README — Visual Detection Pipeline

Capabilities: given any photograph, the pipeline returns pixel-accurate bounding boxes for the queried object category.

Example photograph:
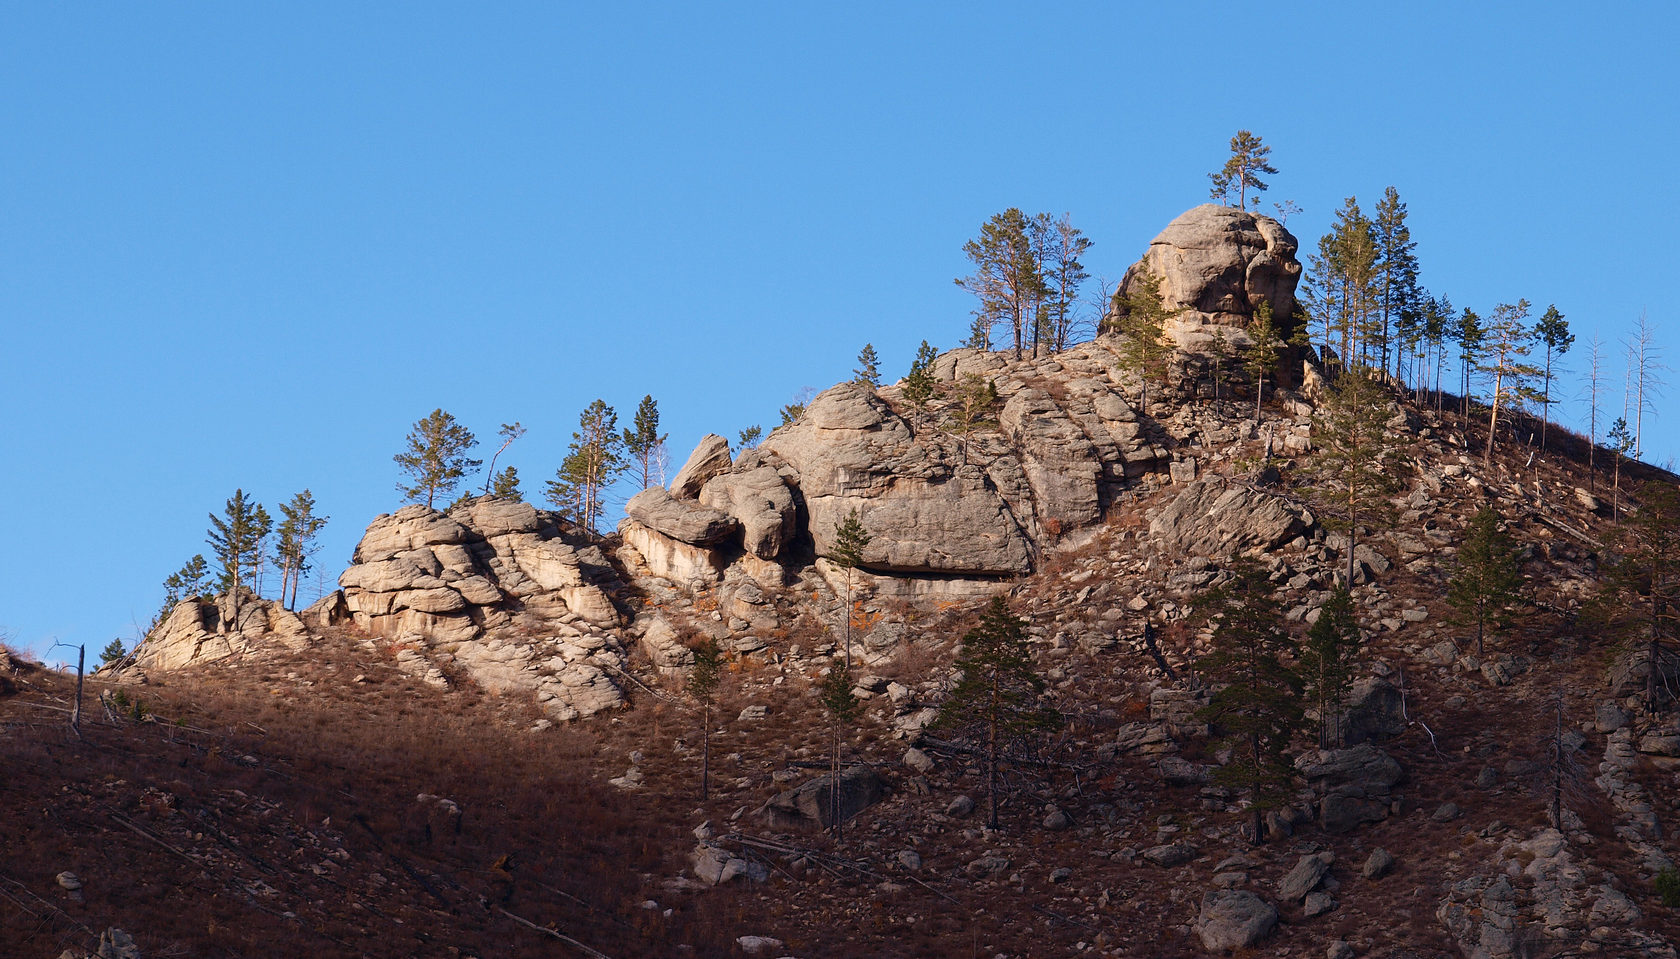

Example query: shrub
[1656,867,1680,907]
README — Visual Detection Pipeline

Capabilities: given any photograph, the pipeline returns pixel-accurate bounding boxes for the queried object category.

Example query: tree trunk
[701,702,711,800]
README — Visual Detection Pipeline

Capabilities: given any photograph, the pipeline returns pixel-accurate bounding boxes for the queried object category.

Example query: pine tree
[852,344,881,389]
[932,597,1062,830]
[1304,372,1404,587]
[830,508,872,669]
[1598,482,1680,709]
[1534,305,1573,451]
[1608,417,1634,522]
[544,400,624,534]
[902,340,939,407]
[481,422,526,495]
[736,425,763,452]
[1454,308,1485,419]
[1192,560,1303,845]
[394,409,481,509]
[490,466,522,499]
[1479,299,1540,462]
[957,209,1047,360]
[1299,588,1360,748]
[622,395,667,491]
[1305,197,1378,369]
[950,374,1000,433]
[1111,263,1178,408]
[1207,130,1277,210]
[1243,300,1284,420]
[207,490,272,629]
[274,489,328,611]
[687,637,725,801]
[817,657,863,840]
[1042,213,1092,353]
[151,554,210,633]
[1446,507,1526,658]
[1373,187,1422,380]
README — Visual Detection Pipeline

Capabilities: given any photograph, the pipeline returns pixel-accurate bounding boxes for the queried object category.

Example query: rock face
[1147,477,1314,557]
[335,498,630,721]
[131,591,313,673]
[1298,744,1405,834]
[1114,204,1301,341]
[622,338,1181,594]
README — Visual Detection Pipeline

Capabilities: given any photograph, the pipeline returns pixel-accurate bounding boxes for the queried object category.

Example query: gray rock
[1049,866,1073,883]
[1362,847,1395,879]
[945,794,975,818]
[1431,802,1462,822]
[1475,766,1499,789]
[1195,889,1279,951]
[698,466,796,558]
[895,849,922,871]
[1595,701,1630,733]
[1342,677,1406,745]
[1302,891,1337,918]
[1297,744,1405,792]
[1114,204,1301,329]
[670,434,732,499]
[735,936,784,958]
[1277,852,1334,901]
[902,747,935,773]
[1321,791,1390,834]
[762,766,886,831]
[1327,939,1356,959]
[1142,842,1200,867]
[623,487,739,546]
[1148,478,1315,557]
[1042,806,1073,831]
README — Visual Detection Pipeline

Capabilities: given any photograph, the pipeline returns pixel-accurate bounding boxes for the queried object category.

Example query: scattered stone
[902,747,935,774]
[896,849,922,871]
[762,766,886,831]
[1049,866,1073,883]
[1327,940,1356,959]
[1277,852,1334,901]
[1362,848,1395,880]
[1302,891,1337,918]
[1042,806,1072,831]
[1475,766,1498,789]
[1195,889,1278,951]
[56,872,82,891]
[1431,802,1462,823]
[1142,842,1200,868]
[736,935,785,957]
[946,795,975,818]
[738,704,768,722]
[1595,701,1630,734]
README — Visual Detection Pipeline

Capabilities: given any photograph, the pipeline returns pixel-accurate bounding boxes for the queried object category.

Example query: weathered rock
[762,766,886,831]
[698,466,797,559]
[1277,852,1334,901]
[946,794,975,818]
[1148,478,1314,556]
[131,592,312,673]
[624,487,739,546]
[1195,889,1278,951]
[619,519,728,586]
[1000,387,1102,531]
[1300,744,1404,833]
[1143,842,1200,868]
[1363,847,1395,879]
[670,434,732,499]
[1342,677,1406,745]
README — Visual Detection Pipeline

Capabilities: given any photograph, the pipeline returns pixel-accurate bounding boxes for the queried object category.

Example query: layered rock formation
[619,337,1192,595]
[129,591,314,674]
[331,498,630,720]
[1110,203,1302,354]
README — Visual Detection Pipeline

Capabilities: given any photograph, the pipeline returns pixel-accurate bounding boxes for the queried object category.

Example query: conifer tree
[1480,299,1540,462]
[1111,263,1178,407]
[1534,305,1573,451]
[1042,214,1092,353]
[1373,187,1421,379]
[1454,308,1485,418]
[100,638,127,666]
[1243,301,1284,420]
[1299,588,1360,748]
[622,396,667,491]
[1608,417,1634,522]
[1192,560,1303,845]
[817,657,862,840]
[481,422,526,495]
[1305,372,1404,587]
[1207,130,1277,209]
[207,489,272,629]
[489,465,520,499]
[902,340,939,407]
[950,374,1000,432]
[395,409,481,509]
[1446,506,1525,657]
[736,425,763,452]
[274,489,328,611]
[851,343,882,389]
[830,508,871,669]
[957,209,1047,359]
[1305,198,1379,368]
[545,400,624,534]
[933,597,1061,830]
[1596,482,1680,709]
[687,637,725,801]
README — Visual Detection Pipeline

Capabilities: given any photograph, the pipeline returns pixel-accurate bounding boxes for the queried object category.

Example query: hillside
[8,205,1680,959]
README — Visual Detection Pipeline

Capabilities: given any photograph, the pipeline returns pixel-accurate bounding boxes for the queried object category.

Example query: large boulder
[670,434,732,499]
[699,465,798,559]
[1115,204,1301,330]
[624,487,739,546]
[762,766,886,831]
[1299,744,1405,834]
[1148,478,1314,556]
[131,592,312,673]
[1196,890,1278,951]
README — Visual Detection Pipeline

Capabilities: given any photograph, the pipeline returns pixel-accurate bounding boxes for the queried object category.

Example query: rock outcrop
[130,591,312,673]
[335,498,630,720]
[1113,204,1301,346]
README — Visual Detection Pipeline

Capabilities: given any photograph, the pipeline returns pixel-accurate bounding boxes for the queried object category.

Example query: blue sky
[3,3,1676,662]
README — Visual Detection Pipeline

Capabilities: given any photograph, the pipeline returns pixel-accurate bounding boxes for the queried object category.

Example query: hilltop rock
[670,434,732,499]
[131,591,312,673]
[1116,204,1301,332]
[624,487,739,546]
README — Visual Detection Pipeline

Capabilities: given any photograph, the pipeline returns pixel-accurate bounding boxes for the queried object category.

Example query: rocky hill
[12,204,1680,958]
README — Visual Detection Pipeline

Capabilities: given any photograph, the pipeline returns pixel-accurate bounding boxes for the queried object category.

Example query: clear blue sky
[4,3,1676,662]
